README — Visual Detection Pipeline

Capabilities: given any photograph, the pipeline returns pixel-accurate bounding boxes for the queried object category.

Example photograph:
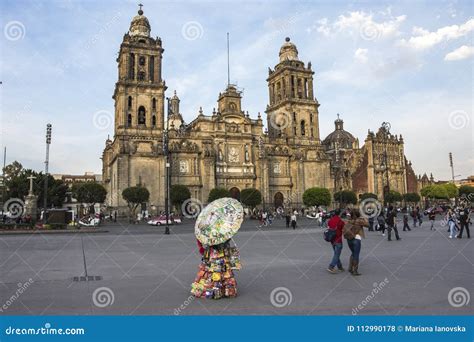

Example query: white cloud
[444,45,474,61]
[331,11,406,40]
[399,18,474,50]
[354,48,368,63]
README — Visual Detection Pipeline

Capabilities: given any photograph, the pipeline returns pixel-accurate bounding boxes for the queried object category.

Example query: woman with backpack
[343,209,368,276]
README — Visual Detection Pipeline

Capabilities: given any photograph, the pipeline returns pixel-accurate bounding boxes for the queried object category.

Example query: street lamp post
[163,98,171,235]
[381,122,391,205]
[43,124,52,214]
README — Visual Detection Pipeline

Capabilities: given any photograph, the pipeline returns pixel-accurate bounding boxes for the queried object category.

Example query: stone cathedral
[102,8,424,214]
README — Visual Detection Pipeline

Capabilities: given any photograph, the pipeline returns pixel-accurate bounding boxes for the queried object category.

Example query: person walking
[327,209,345,274]
[290,212,297,230]
[411,207,418,227]
[343,209,367,276]
[386,206,401,241]
[377,213,386,236]
[458,206,471,239]
[368,217,375,232]
[417,206,423,226]
[285,211,291,228]
[429,210,436,230]
[447,209,457,239]
[402,210,411,231]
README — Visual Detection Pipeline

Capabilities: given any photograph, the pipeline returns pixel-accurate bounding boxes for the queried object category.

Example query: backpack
[323,228,337,242]
[343,222,355,240]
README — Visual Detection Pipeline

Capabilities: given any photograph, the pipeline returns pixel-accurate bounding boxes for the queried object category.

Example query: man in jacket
[387,206,401,241]
[458,207,471,239]
[327,209,345,274]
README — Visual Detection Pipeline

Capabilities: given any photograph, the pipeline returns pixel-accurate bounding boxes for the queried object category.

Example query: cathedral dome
[129,6,151,38]
[279,37,299,62]
[323,115,356,149]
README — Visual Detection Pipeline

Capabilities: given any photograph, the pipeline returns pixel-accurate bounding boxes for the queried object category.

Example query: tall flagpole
[227,32,230,86]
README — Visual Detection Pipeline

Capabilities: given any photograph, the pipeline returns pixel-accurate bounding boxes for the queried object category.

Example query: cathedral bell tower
[113,5,166,134]
[266,37,320,141]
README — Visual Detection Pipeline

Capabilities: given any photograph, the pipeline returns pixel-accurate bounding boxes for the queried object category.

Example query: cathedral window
[311,127,314,137]
[152,98,156,110]
[138,106,146,125]
[127,113,132,127]
[149,56,154,82]
[129,53,135,80]
[310,113,313,123]
[300,120,306,136]
[152,115,156,127]
[293,112,296,121]
[139,56,146,66]
[138,71,146,81]
[128,96,132,109]
[293,126,297,135]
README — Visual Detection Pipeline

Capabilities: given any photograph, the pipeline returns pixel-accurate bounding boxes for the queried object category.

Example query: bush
[208,188,230,203]
[170,184,191,210]
[334,190,357,206]
[403,192,420,203]
[240,188,262,208]
[360,192,378,201]
[384,190,402,204]
[303,187,331,207]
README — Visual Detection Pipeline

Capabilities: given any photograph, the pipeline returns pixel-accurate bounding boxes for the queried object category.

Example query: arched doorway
[274,192,284,209]
[229,187,240,201]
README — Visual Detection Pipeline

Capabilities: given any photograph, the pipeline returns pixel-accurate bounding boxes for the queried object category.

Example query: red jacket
[197,240,205,255]
[327,215,345,244]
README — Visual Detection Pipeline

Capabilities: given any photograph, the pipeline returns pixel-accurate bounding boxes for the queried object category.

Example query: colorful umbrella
[195,197,244,246]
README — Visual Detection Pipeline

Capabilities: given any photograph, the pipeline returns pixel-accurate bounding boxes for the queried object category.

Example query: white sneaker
[449,236,452,239]
[382,233,385,236]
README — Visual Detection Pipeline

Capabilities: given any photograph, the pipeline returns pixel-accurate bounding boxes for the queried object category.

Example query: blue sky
[1,0,473,180]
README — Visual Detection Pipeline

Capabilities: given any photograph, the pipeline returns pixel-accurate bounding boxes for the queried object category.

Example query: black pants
[368,221,374,231]
[388,224,400,240]
[459,222,470,238]
[403,222,411,231]
[291,220,296,229]
[285,218,290,228]
[379,224,385,234]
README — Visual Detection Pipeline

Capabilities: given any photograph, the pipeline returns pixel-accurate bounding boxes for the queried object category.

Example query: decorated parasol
[195,197,244,246]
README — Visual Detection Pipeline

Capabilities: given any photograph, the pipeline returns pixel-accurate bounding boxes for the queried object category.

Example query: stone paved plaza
[0,218,472,315]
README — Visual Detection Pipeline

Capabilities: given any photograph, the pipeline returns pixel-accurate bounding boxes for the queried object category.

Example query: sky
[1,0,473,181]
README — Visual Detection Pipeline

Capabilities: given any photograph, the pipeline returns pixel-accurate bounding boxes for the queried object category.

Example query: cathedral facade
[101,9,423,214]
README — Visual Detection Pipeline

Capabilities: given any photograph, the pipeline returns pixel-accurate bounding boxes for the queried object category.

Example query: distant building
[52,172,102,186]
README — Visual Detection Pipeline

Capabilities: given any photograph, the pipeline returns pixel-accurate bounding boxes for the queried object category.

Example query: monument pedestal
[24,194,38,220]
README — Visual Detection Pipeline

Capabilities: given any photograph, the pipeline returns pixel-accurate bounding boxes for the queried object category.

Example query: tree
[441,183,458,199]
[5,169,67,208]
[170,184,191,211]
[359,192,378,201]
[2,161,23,183]
[207,187,230,203]
[333,190,357,206]
[421,184,448,200]
[72,182,107,214]
[459,185,474,202]
[384,190,402,204]
[403,192,420,203]
[303,187,331,207]
[240,188,262,208]
[122,186,150,221]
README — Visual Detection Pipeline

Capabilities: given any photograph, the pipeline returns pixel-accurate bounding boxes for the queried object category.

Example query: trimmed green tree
[441,183,458,199]
[384,190,402,204]
[459,185,474,202]
[122,186,150,222]
[303,187,331,207]
[334,190,357,206]
[240,188,262,208]
[359,192,378,201]
[170,184,191,212]
[72,182,107,214]
[207,187,230,203]
[403,192,420,204]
